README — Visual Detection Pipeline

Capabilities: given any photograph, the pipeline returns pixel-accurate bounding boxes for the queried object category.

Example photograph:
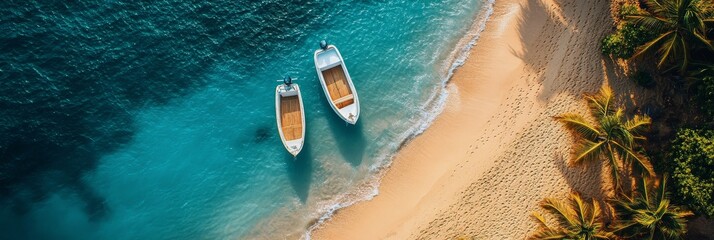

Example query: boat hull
[275,84,305,156]
[314,45,360,124]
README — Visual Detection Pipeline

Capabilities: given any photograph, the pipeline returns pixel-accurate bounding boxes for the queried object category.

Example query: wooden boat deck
[280,95,303,141]
[322,65,354,109]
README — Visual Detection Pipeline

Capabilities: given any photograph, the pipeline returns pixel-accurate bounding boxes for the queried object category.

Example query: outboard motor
[283,76,293,87]
[319,40,328,50]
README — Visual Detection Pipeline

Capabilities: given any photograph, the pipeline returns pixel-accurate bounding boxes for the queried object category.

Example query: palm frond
[541,198,578,227]
[592,230,615,240]
[637,176,651,205]
[532,212,551,229]
[656,199,671,217]
[530,210,570,240]
[606,144,622,189]
[657,33,679,68]
[624,114,652,133]
[656,174,668,205]
[660,211,694,233]
[659,213,689,239]
[610,220,640,236]
[611,141,655,177]
[633,211,657,228]
[584,86,615,119]
[606,110,639,147]
[679,34,690,73]
[692,29,714,50]
[570,193,587,226]
[589,198,600,227]
[624,14,670,32]
[554,114,601,140]
[529,230,569,240]
[632,31,675,60]
[571,140,605,166]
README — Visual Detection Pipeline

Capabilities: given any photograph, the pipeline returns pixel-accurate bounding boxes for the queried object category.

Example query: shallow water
[0,1,486,239]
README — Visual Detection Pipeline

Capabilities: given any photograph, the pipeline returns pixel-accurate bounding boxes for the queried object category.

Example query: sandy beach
[311,0,620,239]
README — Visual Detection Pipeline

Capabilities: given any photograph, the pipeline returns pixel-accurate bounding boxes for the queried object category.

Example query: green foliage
[697,75,714,120]
[601,24,654,59]
[630,71,656,89]
[670,129,714,216]
[690,63,714,120]
[610,176,693,239]
[619,3,639,17]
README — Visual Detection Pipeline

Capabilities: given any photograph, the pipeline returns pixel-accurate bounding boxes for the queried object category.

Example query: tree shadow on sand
[510,0,609,102]
[552,151,609,200]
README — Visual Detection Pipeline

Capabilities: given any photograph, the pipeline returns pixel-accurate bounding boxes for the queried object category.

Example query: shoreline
[310,0,616,239]
[302,1,497,239]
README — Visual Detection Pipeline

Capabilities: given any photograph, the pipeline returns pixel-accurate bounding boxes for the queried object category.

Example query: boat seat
[333,94,354,105]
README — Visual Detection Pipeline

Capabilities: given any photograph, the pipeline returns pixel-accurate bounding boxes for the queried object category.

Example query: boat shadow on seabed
[284,141,313,203]
[326,112,366,167]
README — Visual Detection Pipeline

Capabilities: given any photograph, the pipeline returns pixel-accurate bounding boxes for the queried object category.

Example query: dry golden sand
[311,0,631,239]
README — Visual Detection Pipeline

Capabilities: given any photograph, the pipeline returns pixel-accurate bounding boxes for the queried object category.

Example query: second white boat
[275,77,305,156]
[313,41,360,124]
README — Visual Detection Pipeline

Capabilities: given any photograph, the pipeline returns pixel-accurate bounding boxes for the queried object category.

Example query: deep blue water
[0,0,487,239]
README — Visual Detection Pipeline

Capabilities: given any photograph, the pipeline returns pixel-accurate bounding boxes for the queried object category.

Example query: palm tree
[555,86,654,189]
[610,175,693,239]
[530,192,615,240]
[625,0,714,72]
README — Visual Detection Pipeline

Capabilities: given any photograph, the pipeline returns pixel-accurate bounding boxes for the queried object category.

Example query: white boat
[275,77,305,156]
[313,41,360,124]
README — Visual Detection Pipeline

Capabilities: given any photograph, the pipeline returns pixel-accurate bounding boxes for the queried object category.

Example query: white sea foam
[303,1,496,239]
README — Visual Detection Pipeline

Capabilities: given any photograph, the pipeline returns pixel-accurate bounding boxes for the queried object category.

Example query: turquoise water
[0,1,488,239]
